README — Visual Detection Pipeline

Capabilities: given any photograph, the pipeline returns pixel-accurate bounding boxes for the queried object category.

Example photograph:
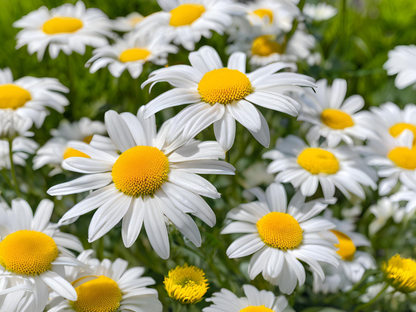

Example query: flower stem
[8,138,21,197]
[354,283,389,312]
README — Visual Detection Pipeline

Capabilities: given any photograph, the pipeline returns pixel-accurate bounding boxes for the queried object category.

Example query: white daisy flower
[47,108,235,259]
[298,78,375,147]
[264,135,377,200]
[86,31,178,79]
[13,1,113,61]
[0,198,84,312]
[47,250,162,312]
[313,210,375,294]
[33,117,106,176]
[203,284,292,312]
[221,183,339,294]
[142,45,315,151]
[0,136,38,170]
[0,68,69,128]
[368,197,407,236]
[303,3,338,22]
[0,110,33,139]
[112,12,145,32]
[384,45,416,90]
[390,185,416,214]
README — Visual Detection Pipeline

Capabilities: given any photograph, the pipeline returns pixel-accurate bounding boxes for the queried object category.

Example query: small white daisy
[221,183,339,294]
[0,68,69,128]
[142,45,316,151]
[33,117,106,176]
[0,199,84,312]
[390,185,416,215]
[384,45,416,90]
[112,12,145,32]
[203,284,293,312]
[368,197,407,236]
[86,31,178,78]
[264,135,377,200]
[0,136,38,170]
[303,3,338,22]
[47,108,235,259]
[13,1,113,61]
[298,78,375,147]
[0,110,33,139]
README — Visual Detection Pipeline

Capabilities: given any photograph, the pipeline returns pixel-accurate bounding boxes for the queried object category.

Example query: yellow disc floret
[251,35,282,57]
[0,84,32,109]
[0,230,58,275]
[169,4,205,27]
[321,109,354,129]
[389,123,416,145]
[119,48,151,63]
[382,254,416,294]
[253,8,274,23]
[198,68,252,105]
[72,276,122,312]
[331,230,356,261]
[42,17,83,34]
[63,147,91,160]
[387,147,416,170]
[112,146,169,196]
[297,148,340,175]
[240,306,274,312]
[164,263,208,304]
[256,212,303,250]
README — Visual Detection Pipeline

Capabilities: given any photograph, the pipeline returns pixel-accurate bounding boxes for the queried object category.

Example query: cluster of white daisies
[1,0,416,311]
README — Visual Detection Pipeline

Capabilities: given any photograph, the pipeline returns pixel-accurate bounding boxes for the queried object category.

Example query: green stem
[0,169,14,190]
[66,54,77,118]
[175,301,183,312]
[8,138,21,197]
[354,283,388,312]
[225,151,230,163]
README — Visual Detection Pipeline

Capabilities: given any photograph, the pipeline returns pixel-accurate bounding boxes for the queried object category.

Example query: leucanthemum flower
[142,45,315,151]
[13,1,113,61]
[164,263,208,305]
[47,108,235,259]
[33,117,106,176]
[313,210,375,294]
[0,136,38,170]
[303,3,338,22]
[384,45,416,90]
[368,197,407,236]
[0,68,69,128]
[221,183,339,294]
[47,250,162,312]
[382,254,416,294]
[112,12,144,32]
[0,111,33,139]
[86,31,178,78]
[0,199,84,312]
[298,78,374,147]
[203,284,292,312]
[390,185,416,215]
[137,0,245,51]
[264,135,377,199]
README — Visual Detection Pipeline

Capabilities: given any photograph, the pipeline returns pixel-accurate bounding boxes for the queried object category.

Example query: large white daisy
[203,284,293,312]
[142,45,315,151]
[13,1,113,61]
[221,183,339,294]
[0,199,84,312]
[264,135,377,200]
[0,68,69,128]
[86,31,178,79]
[47,107,235,259]
[298,78,374,147]
[384,45,416,90]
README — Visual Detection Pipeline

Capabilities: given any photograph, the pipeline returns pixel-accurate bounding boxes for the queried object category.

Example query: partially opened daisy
[47,108,235,259]
[13,1,113,61]
[142,45,315,151]
[0,198,84,312]
[221,183,339,294]
[47,250,162,312]
[86,31,178,78]
[0,111,33,139]
[0,68,69,128]
[112,12,144,32]
[303,3,338,22]
[203,284,293,312]
[313,210,375,294]
[264,135,377,200]
[384,45,416,90]
[33,117,106,176]
[298,78,374,147]
[137,0,245,51]
[368,197,407,236]
[0,136,38,170]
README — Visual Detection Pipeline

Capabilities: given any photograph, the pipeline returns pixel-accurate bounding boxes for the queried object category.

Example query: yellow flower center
[169,4,205,27]
[83,135,94,144]
[297,148,340,175]
[119,48,151,63]
[331,230,356,261]
[256,212,303,250]
[321,109,354,129]
[240,306,274,312]
[198,68,252,105]
[42,17,83,34]
[164,264,208,305]
[63,147,91,160]
[72,276,122,312]
[0,84,32,109]
[382,254,416,294]
[251,35,282,57]
[129,16,143,26]
[253,8,274,23]
[0,230,58,275]
[389,123,416,145]
[387,147,416,170]
[112,146,169,196]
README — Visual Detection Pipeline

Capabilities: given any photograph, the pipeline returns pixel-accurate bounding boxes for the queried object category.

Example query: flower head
[382,254,416,293]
